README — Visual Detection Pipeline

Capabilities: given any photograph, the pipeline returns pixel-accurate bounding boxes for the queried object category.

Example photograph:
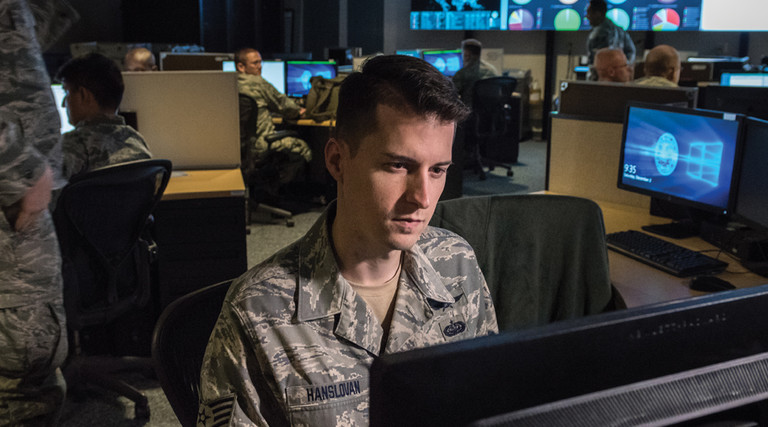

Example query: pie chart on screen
[554,9,582,30]
[657,0,677,3]
[508,9,535,30]
[652,8,680,30]
[607,8,630,30]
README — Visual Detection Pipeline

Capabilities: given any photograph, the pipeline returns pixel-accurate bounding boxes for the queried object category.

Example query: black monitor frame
[616,102,745,237]
[370,285,768,427]
[734,116,768,232]
[698,85,768,122]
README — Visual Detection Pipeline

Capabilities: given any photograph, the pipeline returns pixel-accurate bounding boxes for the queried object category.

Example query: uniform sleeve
[60,131,87,181]
[198,301,282,427]
[263,84,301,120]
[477,273,499,335]
[0,116,48,207]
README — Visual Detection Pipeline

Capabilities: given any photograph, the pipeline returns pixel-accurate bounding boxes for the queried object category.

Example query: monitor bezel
[284,60,337,98]
[370,284,768,426]
[617,101,745,216]
[733,116,768,231]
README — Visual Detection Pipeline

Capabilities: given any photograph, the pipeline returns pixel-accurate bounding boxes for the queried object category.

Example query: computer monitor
[720,73,768,87]
[421,49,463,77]
[735,117,768,231]
[159,52,235,71]
[557,80,699,123]
[618,102,744,237]
[733,117,768,275]
[261,60,286,94]
[395,49,421,58]
[698,86,768,122]
[285,61,336,98]
[221,60,236,72]
[370,284,768,426]
[50,84,75,134]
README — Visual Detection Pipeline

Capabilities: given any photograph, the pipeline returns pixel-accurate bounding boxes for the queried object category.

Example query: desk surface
[162,168,245,201]
[273,117,335,127]
[597,199,767,308]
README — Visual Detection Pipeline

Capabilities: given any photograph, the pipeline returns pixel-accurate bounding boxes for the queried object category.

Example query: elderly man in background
[594,47,633,83]
[123,47,157,72]
[634,44,681,87]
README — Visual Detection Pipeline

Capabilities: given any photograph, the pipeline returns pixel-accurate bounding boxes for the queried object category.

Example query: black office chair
[151,279,234,426]
[239,93,296,227]
[467,76,520,180]
[430,194,625,332]
[53,158,172,419]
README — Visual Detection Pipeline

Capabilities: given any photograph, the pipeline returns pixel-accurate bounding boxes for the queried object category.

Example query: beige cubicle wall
[548,114,650,209]
[120,71,241,171]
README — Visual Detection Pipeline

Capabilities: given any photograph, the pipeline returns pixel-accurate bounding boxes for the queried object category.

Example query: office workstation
[26,0,768,424]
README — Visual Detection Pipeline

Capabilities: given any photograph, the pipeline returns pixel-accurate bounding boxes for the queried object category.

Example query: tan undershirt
[348,259,402,342]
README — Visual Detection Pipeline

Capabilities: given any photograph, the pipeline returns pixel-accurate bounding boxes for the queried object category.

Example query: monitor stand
[642,219,700,239]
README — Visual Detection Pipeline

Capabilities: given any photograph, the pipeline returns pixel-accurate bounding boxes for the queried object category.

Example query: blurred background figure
[594,48,633,83]
[635,45,681,87]
[123,47,157,72]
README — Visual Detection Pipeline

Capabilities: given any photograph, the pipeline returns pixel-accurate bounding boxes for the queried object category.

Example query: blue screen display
[422,50,463,77]
[620,105,741,212]
[410,0,702,31]
[285,61,336,97]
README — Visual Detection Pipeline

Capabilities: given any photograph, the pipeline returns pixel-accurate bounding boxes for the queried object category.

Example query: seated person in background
[123,47,158,72]
[235,47,312,193]
[198,54,498,426]
[452,38,500,103]
[634,44,681,87]
[594,47,633,83]
[55,53,152,180]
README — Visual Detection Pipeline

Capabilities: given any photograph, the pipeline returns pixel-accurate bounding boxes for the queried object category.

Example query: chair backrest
[429,194,622,332]
[53,159,172,329]
[152,279,233,427]
[471,76,518,139]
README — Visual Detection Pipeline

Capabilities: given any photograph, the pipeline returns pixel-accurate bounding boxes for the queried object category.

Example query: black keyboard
[606,230,728,277]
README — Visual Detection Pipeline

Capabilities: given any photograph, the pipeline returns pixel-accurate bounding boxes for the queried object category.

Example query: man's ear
[325,137,344,184]
[236,63,245,73]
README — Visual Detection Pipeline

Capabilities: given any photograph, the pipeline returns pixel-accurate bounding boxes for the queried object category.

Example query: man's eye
[430,167,448,175]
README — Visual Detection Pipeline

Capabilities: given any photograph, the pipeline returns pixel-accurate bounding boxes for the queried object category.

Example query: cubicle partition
[121,71,247,308]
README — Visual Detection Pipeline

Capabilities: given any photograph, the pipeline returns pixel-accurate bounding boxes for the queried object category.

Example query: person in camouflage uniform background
[55,52,152,181]
[235,48,311,187]
[0,0,78,425]
[199,54,498,426]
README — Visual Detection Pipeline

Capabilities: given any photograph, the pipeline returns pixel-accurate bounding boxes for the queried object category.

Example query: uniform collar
[75,114,125,128]
[296,202,458,355]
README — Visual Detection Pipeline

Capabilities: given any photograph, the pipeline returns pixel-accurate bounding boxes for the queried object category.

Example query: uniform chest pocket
[285,378,369,427]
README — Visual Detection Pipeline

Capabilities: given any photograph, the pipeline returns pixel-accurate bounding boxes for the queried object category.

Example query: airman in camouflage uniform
[200,55,498,426]
[55,53,151,180]
[235,48,311,183]
[452,39,499,104]
[0,0,78,425]
[60,115,151,180]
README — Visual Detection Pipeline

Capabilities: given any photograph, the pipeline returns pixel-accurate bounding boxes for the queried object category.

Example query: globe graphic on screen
[654,132,679,176]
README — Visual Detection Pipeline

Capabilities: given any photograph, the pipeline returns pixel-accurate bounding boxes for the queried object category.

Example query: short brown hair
[334,55,469,156]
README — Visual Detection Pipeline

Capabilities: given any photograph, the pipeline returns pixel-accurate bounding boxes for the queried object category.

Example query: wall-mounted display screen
[411,0,705,31]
